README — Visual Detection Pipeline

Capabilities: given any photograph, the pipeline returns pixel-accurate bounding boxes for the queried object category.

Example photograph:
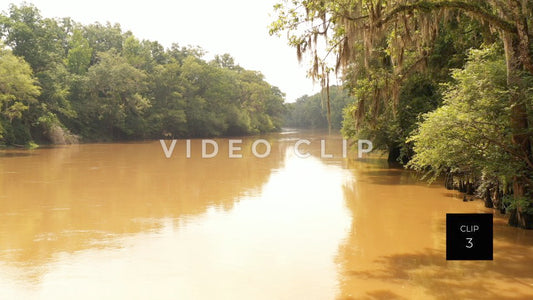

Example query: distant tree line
[283,86,351,130]
[0,3,285,146]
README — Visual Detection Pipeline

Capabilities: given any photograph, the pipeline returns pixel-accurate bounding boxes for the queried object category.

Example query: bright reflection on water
[0,131,532,299]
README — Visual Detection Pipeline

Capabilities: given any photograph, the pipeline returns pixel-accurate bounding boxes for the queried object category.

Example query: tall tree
[0,3,75,142]
[0,45,40,144]
[83,50,150,139]
[66,29,92,75]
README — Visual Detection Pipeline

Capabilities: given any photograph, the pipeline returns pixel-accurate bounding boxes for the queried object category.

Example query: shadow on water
[355,167,432,187]
[337,154,533,299]
[442,192,463,199]
[493,219,533,246]
[339,290,407,300]
[343,246,533,300]
[0,151,36,158]
[352,161,447,189]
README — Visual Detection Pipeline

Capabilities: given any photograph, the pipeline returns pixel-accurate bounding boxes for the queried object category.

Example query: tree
[0,3,76,143]
[66,29,92,75]
[0,45,40,144]
[408,47,512,184]
[83,50,150,139]
[82,22,124,60]
[122,35,155,71]
[0,3,286,144]
[285,86,351,129]
[146,59,188,138]
[408,46,533,222]
[271,0,533,228]
[0,3,62,72]
[214,53,237,69]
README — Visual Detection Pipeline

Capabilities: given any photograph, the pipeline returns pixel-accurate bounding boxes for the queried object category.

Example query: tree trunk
[387,145,401,163]
[503,30,533,229]
[445,172,454,190]
[484,187,494,208]
[493,187,505,214]
[465,181,474,195]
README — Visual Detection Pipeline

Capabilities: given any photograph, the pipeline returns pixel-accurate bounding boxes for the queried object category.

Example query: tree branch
[376,1,517,34]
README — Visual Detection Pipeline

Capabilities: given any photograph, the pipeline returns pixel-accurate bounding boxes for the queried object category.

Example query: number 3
[466,237,473,248]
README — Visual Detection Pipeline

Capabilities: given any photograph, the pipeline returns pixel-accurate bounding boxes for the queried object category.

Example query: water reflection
[0,138,286,279]
[0,132,532,299]
[337,158,533,299]
[0,133,354,299]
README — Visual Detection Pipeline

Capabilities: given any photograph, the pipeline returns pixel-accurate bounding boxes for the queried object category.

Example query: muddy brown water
[0,131,532,299]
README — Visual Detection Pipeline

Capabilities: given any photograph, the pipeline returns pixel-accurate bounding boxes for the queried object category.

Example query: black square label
[446,213,493,260]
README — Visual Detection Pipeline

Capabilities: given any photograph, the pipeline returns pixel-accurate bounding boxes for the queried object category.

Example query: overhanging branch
[377,1,517,34]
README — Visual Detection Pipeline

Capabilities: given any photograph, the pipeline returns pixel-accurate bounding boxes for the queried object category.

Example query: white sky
[2,0,323,102]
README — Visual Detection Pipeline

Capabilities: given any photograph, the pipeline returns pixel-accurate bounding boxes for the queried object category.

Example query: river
[0,130,532,299]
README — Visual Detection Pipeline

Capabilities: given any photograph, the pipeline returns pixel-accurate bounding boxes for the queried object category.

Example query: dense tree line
[272,1,533,228]
[0,4,285,146]
[284,86,351,129]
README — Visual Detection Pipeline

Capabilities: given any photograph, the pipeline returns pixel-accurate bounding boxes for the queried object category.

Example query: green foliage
[78,50,149,139]
[342,73,441,161]
[0,3,77,144]
[0,45,40,141]
[66,30,92,75]
[408,45,521,184]
[0,4,64,71]
[145,60,187,137]
[338,16,485,162]
[272,0,533,227]
[83,22,124,57]
[0,3,285,144]
[503,196,533,214]
[285,86,351,129]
